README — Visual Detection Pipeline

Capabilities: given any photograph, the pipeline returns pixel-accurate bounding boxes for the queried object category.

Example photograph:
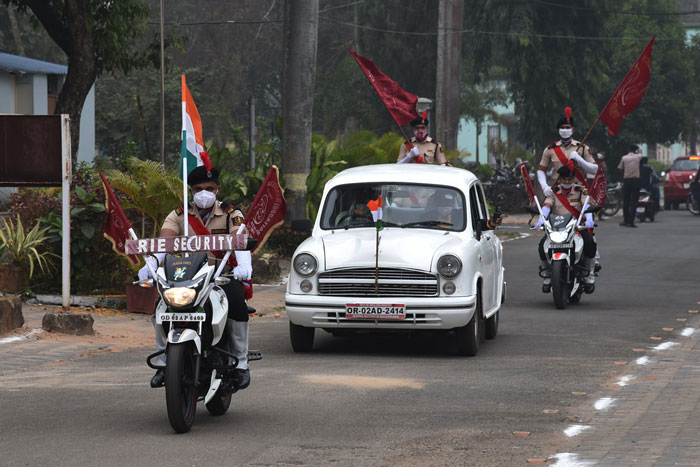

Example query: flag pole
[374,228,379,294]
[579,115,601,147]
[181,75,189,254]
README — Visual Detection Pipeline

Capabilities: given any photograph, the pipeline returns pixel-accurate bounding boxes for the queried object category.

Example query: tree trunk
[435,0,464,151]
[282,0,319,221]
[7,6,25,56]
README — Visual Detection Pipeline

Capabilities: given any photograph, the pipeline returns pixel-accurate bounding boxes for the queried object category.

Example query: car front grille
[318,268,438,297]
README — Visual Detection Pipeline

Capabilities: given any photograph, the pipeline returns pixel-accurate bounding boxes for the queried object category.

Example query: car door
[476,183,500,310]
[469,184,495,311]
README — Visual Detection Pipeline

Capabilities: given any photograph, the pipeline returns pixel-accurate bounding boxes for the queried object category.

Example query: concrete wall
[31,73,47,114]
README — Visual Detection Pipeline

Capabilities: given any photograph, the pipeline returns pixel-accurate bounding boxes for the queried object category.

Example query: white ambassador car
[285,164,505,356]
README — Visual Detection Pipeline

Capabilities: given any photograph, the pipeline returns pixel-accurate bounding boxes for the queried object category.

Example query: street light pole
[159,0,165,167]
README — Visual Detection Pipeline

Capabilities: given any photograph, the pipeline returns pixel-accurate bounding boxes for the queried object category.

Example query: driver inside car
[534,164,597,293]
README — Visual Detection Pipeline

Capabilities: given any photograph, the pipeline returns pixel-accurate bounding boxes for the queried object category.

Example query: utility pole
[249,95,256,169]
[159,0,165,167]
[282,0,319,221]
[435,0,464,151]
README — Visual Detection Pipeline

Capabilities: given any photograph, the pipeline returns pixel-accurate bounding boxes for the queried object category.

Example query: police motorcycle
[526,203,600,310]
[134,234,260,433]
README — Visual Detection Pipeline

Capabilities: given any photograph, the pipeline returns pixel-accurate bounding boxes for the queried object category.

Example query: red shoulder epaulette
[220,201,236,214]
[175,206,184,216]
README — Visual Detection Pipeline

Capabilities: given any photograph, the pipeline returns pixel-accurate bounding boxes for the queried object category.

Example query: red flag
[349,49,419,127]
[519,163,537,205]
[589,165,607,207]
[598,36,655,136]
[243,166,287,254]
[99,172,138,265]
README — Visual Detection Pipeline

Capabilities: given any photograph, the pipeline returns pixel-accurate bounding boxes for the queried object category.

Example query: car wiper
[402,220,453,227]
[344,221,376,230]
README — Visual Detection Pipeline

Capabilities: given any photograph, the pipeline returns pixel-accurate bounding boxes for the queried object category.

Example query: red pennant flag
[598,36,655,136]
[588,165,607,207]
[243,166,287,254]
[99,172,138,265]
[519,163,537,205]
[349,49,419,127]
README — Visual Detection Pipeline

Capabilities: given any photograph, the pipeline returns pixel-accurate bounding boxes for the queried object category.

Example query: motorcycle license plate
[345,304,406,319]
[160,312,206,322]
[636,207,645,213]
[551,243,573,249]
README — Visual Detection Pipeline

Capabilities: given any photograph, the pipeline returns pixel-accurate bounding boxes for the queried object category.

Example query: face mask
[415,130,428,141]
[438,207,452,217]
[560,182,573,190]
[193,190,217,209]
[559,128,573,139]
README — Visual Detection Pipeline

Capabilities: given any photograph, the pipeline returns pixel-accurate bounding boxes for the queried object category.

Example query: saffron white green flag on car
[366,195,383,231]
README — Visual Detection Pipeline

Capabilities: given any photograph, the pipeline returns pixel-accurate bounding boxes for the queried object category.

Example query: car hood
[322,228,462,271]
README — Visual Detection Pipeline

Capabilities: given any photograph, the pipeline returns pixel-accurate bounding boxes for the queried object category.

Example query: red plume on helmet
[199,151,212,173]
[565,106,572,120]
[421,110,427,121]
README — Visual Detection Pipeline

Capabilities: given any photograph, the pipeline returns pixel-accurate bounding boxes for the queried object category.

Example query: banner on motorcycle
[519,163,537,205]
[589,165,607,207]
[125,234,247,255]
[243,166,286,254]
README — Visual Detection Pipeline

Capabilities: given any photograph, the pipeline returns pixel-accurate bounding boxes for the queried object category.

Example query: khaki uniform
[544,184,590,216]
[397,136,447,165]
[617,152,642,179]
[162,200,245,265]
[539,139,596,180]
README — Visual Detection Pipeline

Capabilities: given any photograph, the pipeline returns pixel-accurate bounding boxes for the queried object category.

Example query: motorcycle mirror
[523,205,539,215]
[135,278,154,288]
[585,205,601,213]
[215,276,231,286]
[246,238,258,251]
[660,171,666,177]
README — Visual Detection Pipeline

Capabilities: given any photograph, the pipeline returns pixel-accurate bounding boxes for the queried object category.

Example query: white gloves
[570,151,598,174]
[534,206,551,229]
[233,250,253,280]
[584,213,595,229]
[138,253,165,280]
[397,146,420,164]
[537,170,554,198]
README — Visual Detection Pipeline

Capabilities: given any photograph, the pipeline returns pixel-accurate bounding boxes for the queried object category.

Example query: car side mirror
[291,219,312,233]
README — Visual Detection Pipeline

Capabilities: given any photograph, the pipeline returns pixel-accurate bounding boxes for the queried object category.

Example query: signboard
[0,115,63,186]
[125,234,247,255]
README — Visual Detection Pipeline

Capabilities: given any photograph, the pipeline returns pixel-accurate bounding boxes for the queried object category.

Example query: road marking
[563,425,591,437]
[653,341,678,351]
[594,397,616,411]
[681,327,696,337]
[617,375,635,387]
[636,356,651,365]
[550,453,595,466]
[300,374,424,389]
[0,329,43,345]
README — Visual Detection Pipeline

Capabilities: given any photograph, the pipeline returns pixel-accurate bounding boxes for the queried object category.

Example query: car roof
[325,164,479,191]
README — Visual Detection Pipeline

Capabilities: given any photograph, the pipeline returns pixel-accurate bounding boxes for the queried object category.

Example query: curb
[31,294,126,308]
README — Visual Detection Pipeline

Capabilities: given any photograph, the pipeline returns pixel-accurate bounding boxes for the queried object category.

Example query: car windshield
[671,159,700,172]
[320,183,466,231]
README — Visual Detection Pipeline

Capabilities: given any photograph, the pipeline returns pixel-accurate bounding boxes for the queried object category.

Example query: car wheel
[289,322,315,352]
[664,199,670,210]
[485,310,498,340]
[673,201,680,210]
[455,291,484,356]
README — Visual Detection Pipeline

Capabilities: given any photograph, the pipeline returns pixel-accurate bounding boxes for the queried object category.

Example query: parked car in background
[285,164,506,357]
[663,156,700,210]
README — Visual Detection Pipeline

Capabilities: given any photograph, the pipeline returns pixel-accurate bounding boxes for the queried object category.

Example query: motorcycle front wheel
[686,194,700,215]
[551,260,569,310]
[165,343,197,433]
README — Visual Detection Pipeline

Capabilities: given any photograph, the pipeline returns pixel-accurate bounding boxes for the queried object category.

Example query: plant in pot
[0,215,57,293]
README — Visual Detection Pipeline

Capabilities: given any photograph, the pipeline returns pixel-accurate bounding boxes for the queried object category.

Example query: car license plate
[345,304,406,319]
[551,243,573,249]
[160,312,206,322]
[636,207,645,213]
[684,183,691,188]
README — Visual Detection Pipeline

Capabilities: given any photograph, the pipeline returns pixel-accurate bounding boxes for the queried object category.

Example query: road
[1,210,699,466]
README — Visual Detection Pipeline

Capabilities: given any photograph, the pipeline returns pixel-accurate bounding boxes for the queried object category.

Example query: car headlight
[294,253,318,276]
[437,254,462,278]
[163,287,196,307]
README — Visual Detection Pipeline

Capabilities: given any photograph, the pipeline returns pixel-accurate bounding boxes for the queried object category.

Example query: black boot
[150,369,165,388]
[233,368,250,389]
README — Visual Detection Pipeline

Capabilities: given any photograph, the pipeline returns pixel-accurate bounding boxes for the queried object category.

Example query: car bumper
[285,293,477,330]
[664,183,690,201]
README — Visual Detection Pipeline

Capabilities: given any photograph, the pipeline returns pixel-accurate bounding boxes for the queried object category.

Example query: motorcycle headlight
[550,231,569,243]
[163,287,196,307]
[437,254,462,278]
[293,253,318,276]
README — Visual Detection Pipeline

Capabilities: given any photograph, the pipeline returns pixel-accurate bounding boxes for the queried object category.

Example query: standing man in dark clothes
[618,144,643,227]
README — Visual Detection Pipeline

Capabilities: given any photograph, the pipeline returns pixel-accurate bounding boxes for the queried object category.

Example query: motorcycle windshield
[550,213,574,231]
[164,252,208,283]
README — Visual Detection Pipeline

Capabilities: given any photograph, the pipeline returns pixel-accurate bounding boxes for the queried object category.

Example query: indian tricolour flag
[366,195,383,231]
[181,74,205,179]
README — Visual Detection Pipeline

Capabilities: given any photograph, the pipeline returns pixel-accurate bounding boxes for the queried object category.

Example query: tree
[460,79,507,164]
[2,0,164,163]
[282,0,319,221]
